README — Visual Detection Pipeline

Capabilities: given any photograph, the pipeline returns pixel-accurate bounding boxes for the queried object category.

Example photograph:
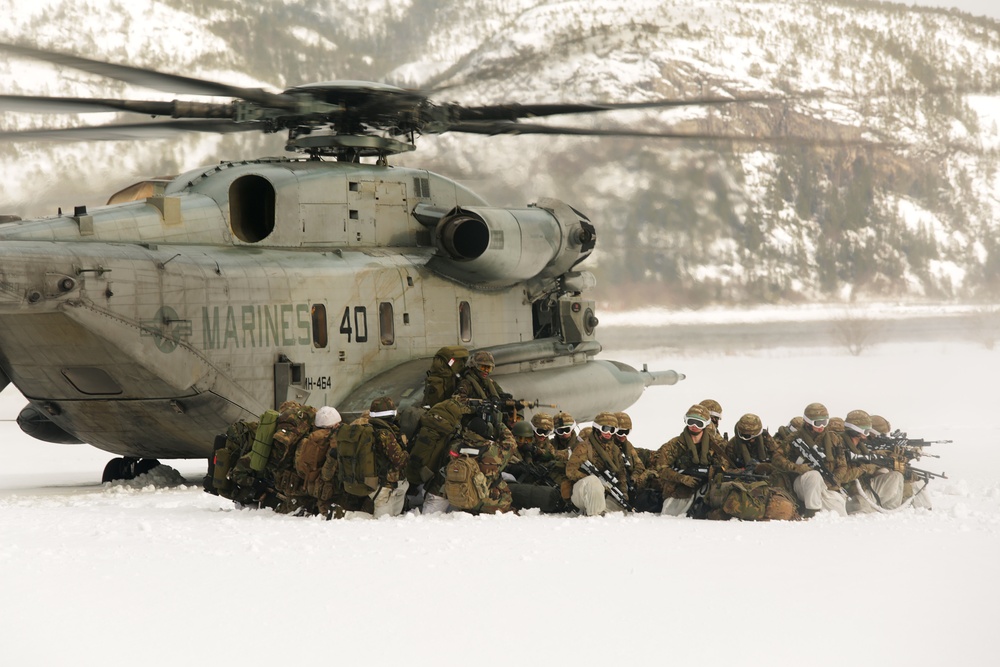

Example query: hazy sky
[910,0,1000,20]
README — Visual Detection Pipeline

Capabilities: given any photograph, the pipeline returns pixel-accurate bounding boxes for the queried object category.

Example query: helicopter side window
[311,304,328,349]
[379,302,394,346]
[229,175,276,243]
[459,301,472,342]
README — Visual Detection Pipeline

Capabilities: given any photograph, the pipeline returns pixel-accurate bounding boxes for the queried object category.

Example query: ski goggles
[598,424,616,434]
[477,364,493,374]
[803,415,829,428]
[616,428,630,437]
[533,427,552,437]
[555,425,575,435]
[738,427,763,440]
[685,416,710,429]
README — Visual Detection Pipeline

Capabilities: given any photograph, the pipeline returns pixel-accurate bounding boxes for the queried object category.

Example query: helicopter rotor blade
[451,94,821,122]
[0,41,296,110]
[0,118,263,143]
[0,94,240,119]
[441,120,890,148]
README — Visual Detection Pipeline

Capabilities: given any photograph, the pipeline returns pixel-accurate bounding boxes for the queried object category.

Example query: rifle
[789,436,838,486]
[679,466,769,483]
[580,459,634,511]
[506,461,558,487]
[908,467,948,481]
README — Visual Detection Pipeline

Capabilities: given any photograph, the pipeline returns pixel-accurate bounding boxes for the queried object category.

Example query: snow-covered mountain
[2,0,999,304]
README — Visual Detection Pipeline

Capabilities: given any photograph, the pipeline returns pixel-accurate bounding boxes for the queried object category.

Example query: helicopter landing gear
[101,456,161,483]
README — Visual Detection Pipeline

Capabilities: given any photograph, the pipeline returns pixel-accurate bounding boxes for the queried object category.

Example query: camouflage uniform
[653,404,732,516]
[567,412,630,515]
[550,412,582,501]
[721,414,800,520]
[613,412,658,510]
[775,403,847,516]
[870,414,932,509]
[449,422,516,514]
[840,409,905,513]
[361,396,410,518]
[455,351,504,401]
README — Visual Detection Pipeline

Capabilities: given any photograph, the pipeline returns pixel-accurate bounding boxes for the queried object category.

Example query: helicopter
[0,41,843,481]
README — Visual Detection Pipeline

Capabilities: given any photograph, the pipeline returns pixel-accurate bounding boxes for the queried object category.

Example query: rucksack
[295,427,338,483]
[421,346,469,407]
[249,409,279,472]
[405,399,469,486]
[721,481,771,521]
[211,421,257,498]
[337,422,379,496]
[443,454,489,511]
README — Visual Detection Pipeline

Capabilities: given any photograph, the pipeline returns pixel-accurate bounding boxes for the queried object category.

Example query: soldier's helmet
[828,417,845,433]
[614,411,633,431]
[870,414,891,436]
[315,406,342,429]
[684,403,712,429]
[593,411,619,437]
[699,399,723,419]
[511,420,534,438]
[844,409,872,436]
[553,412,576,435]
[530,412,554,434]
[469,350,495,374]
[369,396,397,418]
[803,402,830,429]
[735,413,763,440]
[790,416,804,430]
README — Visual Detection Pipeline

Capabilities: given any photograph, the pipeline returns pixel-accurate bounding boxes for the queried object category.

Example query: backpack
[721,481,771,521]
[443,454,489,511]
[295,427,338,483]
[249,409,279,472]
[337,422,379,496]
[405,399,469,486]
[421,346,469,407]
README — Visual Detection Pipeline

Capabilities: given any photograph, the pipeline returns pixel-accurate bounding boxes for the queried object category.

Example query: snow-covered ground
[1,313,997,666]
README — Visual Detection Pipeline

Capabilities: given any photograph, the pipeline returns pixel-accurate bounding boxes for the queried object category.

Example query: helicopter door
[346,179,377,246]
[274,355,309,408]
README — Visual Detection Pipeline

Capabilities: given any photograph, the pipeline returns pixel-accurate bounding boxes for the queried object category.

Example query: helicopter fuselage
[0,158,680,458]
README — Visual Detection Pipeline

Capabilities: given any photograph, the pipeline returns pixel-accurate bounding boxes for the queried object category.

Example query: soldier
[552,412,581,452]
[870,414,932,510]
[565,411,632,515]
[455,350,504,401]
[841,409,904,512]
[700,399,724,438]
[613,411,659,511]
[357,396,410,518]
[444,417,517,514]
[776,402,848,517]
[653,404,732,516]
[506,419,567,512]
[723,413,800,520]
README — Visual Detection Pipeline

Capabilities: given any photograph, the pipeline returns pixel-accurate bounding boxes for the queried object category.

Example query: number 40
[339,306,368,343]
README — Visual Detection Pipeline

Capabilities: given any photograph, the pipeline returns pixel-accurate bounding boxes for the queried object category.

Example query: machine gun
[868,430,952,451]
[789,437,838,486]
[466,396,557,430]
[580,460,633,511]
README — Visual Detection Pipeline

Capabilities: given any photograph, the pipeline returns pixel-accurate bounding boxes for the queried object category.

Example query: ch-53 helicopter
[0,41,830,481]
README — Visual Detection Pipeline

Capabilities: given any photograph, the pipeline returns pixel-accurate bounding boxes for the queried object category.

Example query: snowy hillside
[2,0,1000,303]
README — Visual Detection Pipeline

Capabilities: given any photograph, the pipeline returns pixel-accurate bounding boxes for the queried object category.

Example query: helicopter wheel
[101,456,161,483]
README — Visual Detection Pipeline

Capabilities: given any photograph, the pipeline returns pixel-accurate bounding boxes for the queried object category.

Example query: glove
[678,474,702,489]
